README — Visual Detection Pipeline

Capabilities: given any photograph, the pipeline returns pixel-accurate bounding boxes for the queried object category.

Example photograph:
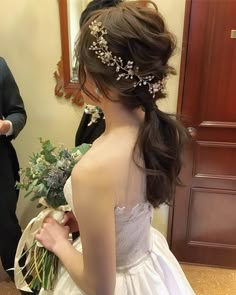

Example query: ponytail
[135,108,188,208]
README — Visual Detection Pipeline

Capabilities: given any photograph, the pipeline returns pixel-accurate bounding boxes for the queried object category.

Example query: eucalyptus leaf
[78,143,91,155]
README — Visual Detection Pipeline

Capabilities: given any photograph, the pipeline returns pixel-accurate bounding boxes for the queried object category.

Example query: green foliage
[17,139,91,208]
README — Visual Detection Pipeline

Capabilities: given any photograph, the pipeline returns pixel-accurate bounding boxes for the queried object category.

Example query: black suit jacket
[75,112,105,146]
[0,57,27,192]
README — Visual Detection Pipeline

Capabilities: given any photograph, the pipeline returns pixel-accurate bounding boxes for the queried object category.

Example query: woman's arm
[36,161,116,295]
[72,163,116,295]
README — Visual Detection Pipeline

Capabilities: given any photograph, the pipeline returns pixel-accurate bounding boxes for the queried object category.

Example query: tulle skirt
[39,227,195,295]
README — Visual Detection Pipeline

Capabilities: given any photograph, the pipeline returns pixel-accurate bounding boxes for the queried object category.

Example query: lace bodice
[64,177,152,268]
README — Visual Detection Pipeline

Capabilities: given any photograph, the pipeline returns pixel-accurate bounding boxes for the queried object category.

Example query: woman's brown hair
[75,1,188,208]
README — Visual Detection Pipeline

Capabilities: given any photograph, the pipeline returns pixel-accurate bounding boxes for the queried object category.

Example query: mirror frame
[54,0,148,106]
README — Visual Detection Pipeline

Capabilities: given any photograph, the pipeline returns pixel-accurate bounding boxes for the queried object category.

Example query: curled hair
[80,0,123,27]
[76,1,188,208]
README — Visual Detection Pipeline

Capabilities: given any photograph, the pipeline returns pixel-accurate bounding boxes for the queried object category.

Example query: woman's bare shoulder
[72,139,132,189]
[71,144,119,209]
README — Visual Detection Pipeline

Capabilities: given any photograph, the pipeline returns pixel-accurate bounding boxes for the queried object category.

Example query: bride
[36,1,195,294]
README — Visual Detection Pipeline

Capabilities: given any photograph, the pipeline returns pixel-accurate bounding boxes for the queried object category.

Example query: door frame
[167,0,192,245]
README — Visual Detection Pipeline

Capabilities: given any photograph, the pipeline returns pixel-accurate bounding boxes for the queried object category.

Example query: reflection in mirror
[67,0,91,82]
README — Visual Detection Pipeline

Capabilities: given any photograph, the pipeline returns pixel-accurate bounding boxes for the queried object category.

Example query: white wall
[152,0,186,236]
[0,0,84,228]
[0,0,186,235]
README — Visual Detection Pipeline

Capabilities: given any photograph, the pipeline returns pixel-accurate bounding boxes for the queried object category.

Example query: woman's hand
[35,217,70,253]
[63,211,79,233]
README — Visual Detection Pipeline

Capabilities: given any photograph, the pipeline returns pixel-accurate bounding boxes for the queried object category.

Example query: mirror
[54,0,86,106]
[55,0,147,106]
[67,0,91,82]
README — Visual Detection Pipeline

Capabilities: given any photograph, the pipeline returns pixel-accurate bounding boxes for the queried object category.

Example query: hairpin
[88,21,166,97]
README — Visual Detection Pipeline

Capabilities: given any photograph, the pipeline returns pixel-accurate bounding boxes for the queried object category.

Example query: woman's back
[75,126,152,268]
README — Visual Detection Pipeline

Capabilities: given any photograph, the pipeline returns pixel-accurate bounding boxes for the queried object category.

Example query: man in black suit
[0,57,27,282]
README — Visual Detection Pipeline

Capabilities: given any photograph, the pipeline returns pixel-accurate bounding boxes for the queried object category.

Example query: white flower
[72,150,82,161]
[84,104,103,126]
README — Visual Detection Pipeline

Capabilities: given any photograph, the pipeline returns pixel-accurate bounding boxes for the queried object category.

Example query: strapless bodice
[64,177,152,268]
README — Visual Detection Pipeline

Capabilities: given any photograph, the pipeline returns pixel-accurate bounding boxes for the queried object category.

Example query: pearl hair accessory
[95,87,101,97]
[88,21,167,98]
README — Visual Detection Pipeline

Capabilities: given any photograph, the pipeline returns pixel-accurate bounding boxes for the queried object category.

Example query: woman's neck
[101,101,144,135]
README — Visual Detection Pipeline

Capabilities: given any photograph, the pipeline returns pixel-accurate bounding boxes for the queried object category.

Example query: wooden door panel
[187,189,236,246]
[199,128,236,141]
[170,0,236,267]
[192,178,236,191]
[194,142,236,178]
[173,188,236,267]
[180,0,236,127]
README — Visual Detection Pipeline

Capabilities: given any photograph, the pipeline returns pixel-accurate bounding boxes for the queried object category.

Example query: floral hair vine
[88,21,167,98]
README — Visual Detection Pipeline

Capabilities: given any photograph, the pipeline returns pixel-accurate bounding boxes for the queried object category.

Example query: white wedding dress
[39,177,195,295]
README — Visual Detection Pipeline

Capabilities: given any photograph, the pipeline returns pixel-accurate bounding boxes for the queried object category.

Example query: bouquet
[15,139,90,293]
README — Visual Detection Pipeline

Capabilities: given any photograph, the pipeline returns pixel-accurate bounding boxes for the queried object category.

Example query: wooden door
[169,0,236,268]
